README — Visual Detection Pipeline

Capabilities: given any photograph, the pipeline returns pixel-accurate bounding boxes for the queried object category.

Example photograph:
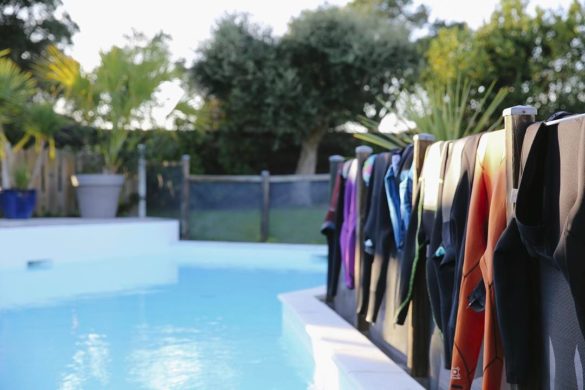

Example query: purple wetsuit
[339,159,358,289]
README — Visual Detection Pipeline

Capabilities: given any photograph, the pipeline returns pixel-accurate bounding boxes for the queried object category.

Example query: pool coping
[0,217,171,228]
[279,286,424,390]
[0,218,179,269]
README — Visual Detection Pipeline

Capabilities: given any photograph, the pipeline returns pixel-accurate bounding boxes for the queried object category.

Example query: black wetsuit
[358,153,393,322]
[323,167,345,301]
[494,114,585,386]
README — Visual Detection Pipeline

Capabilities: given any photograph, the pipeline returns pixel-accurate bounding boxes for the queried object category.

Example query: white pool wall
[0,218,178,268]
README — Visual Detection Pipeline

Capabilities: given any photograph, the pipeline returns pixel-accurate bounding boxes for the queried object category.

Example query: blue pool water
[0,247,325,389]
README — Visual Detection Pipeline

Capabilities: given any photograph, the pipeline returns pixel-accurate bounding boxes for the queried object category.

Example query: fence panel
[172,166,329,243]
[187,178,263,241]
[145,161,183,219]
[7,149,78,216]
[268,177,328,244]
[0,149,140,217]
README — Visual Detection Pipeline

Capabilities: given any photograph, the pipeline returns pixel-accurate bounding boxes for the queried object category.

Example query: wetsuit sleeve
[450,160,487,390]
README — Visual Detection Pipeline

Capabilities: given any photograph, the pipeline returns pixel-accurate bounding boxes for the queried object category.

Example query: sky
[58,0,576,128]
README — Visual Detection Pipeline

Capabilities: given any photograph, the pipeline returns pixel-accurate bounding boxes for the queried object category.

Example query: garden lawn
[149,206,326,244]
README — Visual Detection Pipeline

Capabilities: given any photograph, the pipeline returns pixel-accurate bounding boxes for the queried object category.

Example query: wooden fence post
[408,133,435,377]
[138,144,146,218]
[180,155,190,240]
[328,155,344,197]
[260,170,270,242]
[354,145,373,331]
[503,105,537,222]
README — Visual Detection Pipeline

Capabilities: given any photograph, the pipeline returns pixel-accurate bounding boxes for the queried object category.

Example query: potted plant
[0,165,36,218]
[39,35,174,218]
[0,103,66,219]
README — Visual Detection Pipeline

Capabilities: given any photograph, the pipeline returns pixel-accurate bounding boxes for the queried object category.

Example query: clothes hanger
[544,112,585,126]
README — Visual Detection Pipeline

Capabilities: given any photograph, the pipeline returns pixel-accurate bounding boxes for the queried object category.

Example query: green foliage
[280,7,416,132]
[38,34,176,172]
[0,51,65,189]
[191,9,418,173]
[425,26,476,86]
[0,0,78,71]
[353,115,415,149]
[354,78,508,150]
[23,102,67,157]
[11,163,29,190]
[0,49,36,127]
[424,0,585,120]
[348,0,428,27]
[403,79,509,140]
[3,101,67,189]
[0,50,37,188]
[38,45,98,122]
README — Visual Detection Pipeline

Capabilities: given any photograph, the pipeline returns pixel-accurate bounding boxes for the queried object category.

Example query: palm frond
[402,78,508,141]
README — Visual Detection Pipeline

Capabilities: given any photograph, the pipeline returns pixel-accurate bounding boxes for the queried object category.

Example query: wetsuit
[426,134,481,366]
[322,165,344,301]
[359,153,393,322]
[395,141,447,325]
[339,159,358,289]
[356,154,377,316]
[494,114,585,386]
[385,145,414,253]
[450,130,506,390]
[381,145,416,324]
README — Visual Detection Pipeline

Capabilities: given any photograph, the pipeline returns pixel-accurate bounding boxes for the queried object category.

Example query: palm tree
[354,78,508,149]
[0,49,36,188]
[13,103,67,189]
[38,34,175,173]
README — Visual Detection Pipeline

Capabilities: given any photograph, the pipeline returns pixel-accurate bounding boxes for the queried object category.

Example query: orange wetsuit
[450,130,506,390]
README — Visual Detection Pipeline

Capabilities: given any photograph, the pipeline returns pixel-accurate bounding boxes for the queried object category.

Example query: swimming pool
[0,243,326,389]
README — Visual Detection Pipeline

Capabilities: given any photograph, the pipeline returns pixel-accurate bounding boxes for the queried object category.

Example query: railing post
[328,155,344,197]
[503,105,537,222]
[354,145,373,330]
[260,170,270,242]
[180,155,191,240]
[137,144,146,218]
[408,133,435,377]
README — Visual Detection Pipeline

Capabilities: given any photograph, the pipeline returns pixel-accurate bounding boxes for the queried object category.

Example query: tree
[191,9,418,174]
[0,48,36,187]
[348,0,428,28]
[424,0,585,121]
[0,0,78,71]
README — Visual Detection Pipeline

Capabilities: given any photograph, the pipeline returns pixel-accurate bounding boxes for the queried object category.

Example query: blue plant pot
[0,189,37,219]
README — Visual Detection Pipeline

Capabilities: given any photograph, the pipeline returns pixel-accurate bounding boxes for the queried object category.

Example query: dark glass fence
[146,159,329,243]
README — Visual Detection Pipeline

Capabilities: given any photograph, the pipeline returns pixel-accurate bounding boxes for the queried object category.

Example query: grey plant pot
[73,174,125,218]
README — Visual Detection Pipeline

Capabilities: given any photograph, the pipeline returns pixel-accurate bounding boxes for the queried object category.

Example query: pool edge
[279,286,424,390]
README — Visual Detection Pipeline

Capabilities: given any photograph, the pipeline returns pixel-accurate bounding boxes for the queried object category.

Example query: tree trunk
[295,129,326,174]
[2,141,13,189]
[28,141,46,189]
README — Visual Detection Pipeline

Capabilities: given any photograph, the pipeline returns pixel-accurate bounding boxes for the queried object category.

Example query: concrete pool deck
[280,287,424,390]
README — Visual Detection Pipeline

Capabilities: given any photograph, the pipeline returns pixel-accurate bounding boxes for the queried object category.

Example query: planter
[73,174,124,218]
[0,189,37,219]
